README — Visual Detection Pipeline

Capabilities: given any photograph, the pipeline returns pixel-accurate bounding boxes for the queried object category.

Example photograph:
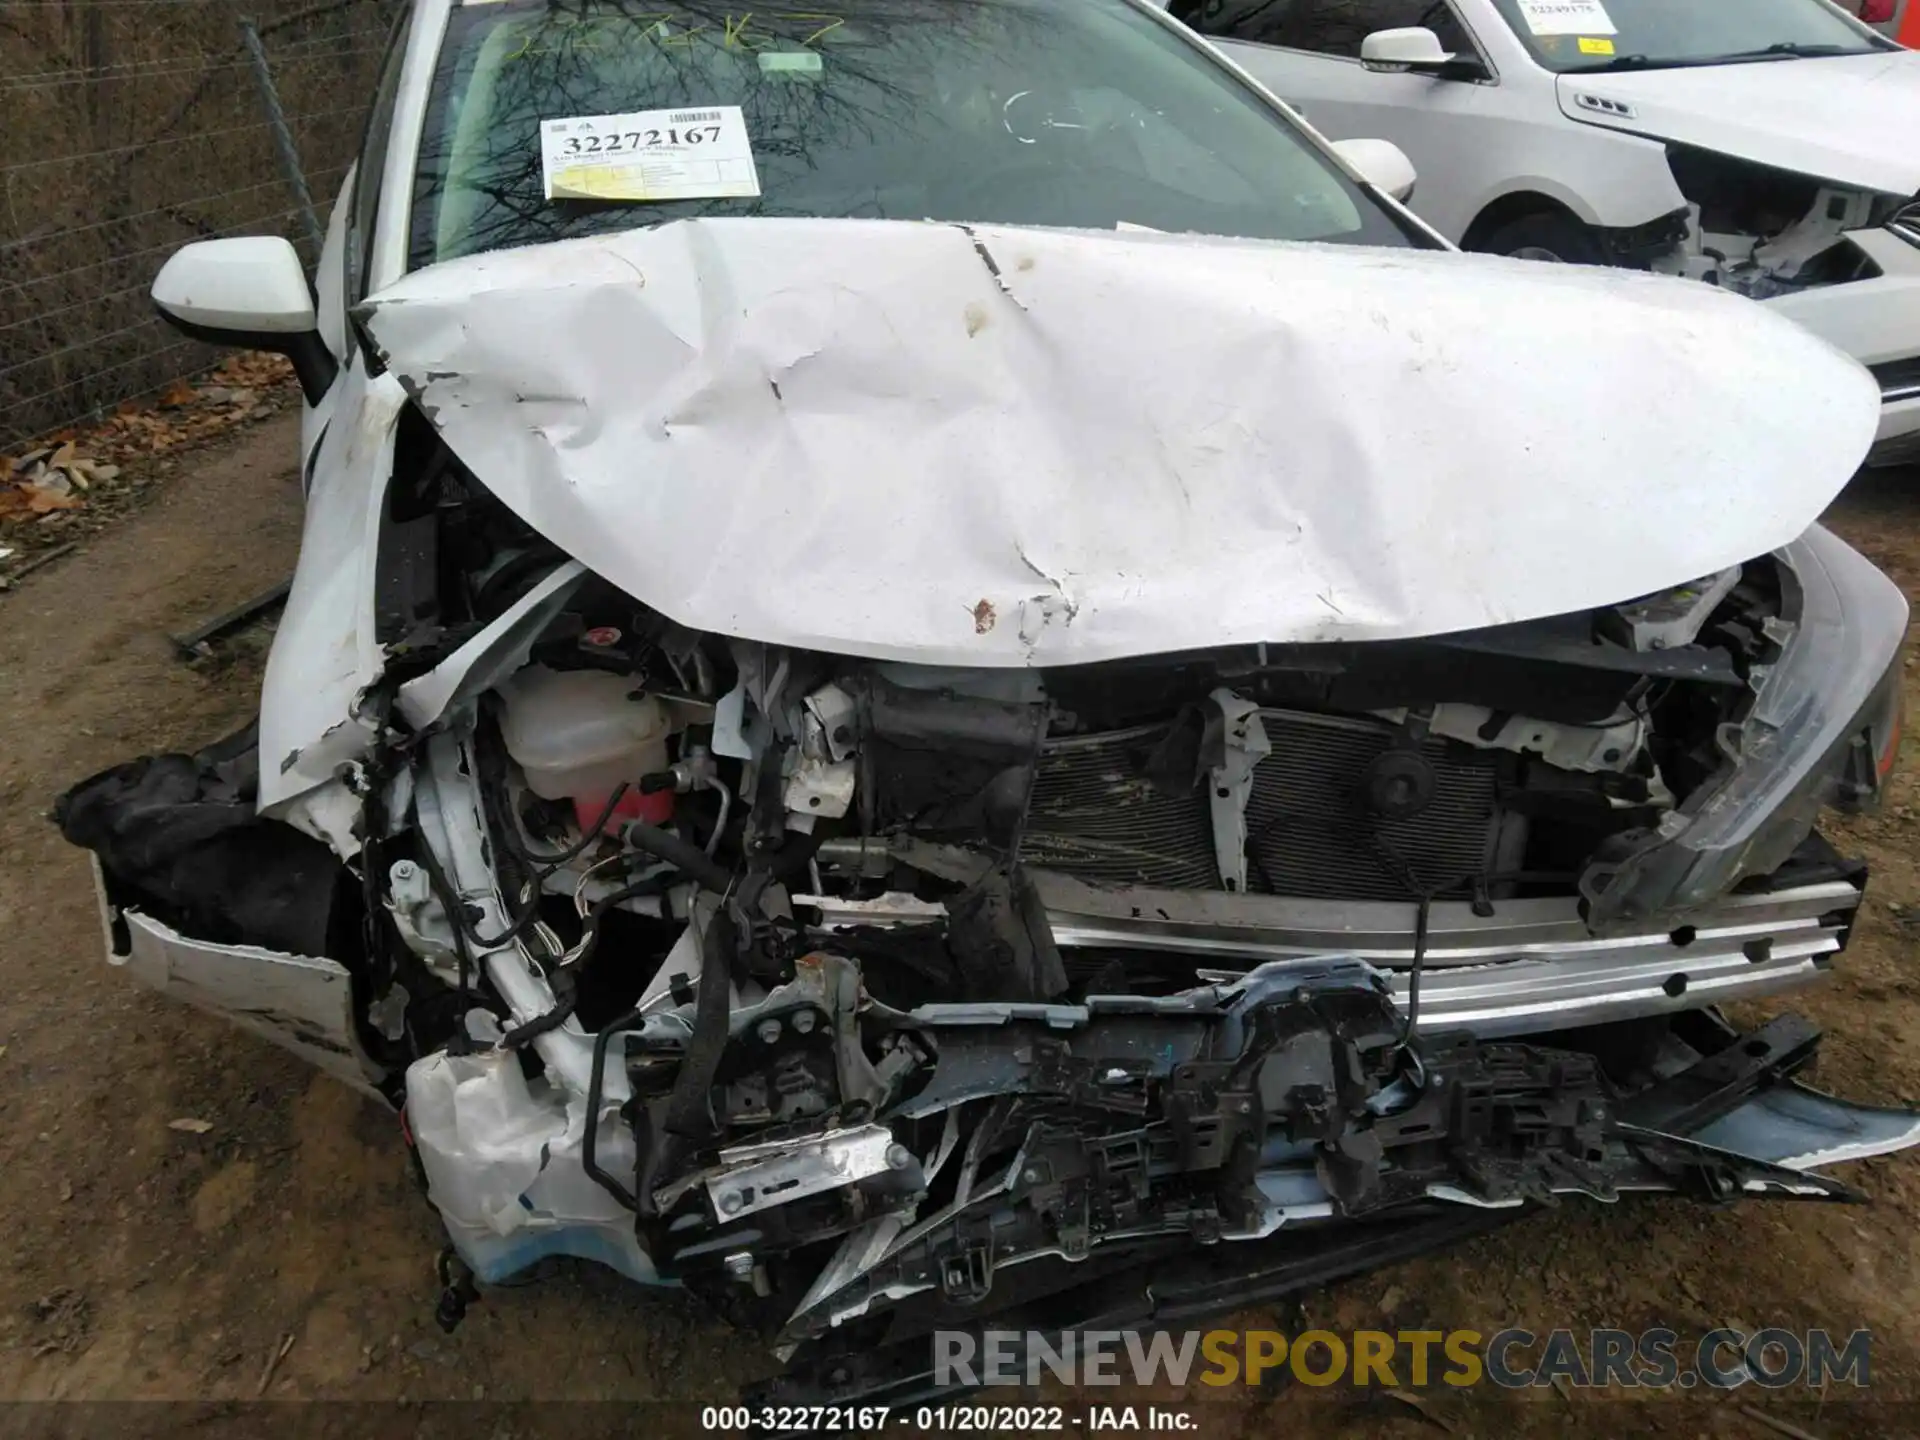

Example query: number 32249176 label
[539,104,761,202]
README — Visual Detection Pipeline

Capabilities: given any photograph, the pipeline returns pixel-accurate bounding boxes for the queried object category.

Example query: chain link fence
[1,0,399,447]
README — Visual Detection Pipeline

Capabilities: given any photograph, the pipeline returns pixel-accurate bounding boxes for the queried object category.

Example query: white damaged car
[60,0,1920,1403]
[1173,0,1920,466]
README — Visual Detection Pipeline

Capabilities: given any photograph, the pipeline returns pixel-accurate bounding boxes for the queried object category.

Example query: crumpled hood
[1556,52,1920,197]
[360,216,1876,668]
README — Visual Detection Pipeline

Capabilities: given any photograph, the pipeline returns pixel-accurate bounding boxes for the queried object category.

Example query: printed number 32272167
[563,125,722,154]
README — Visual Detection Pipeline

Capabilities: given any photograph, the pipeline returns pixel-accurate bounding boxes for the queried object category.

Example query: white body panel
[150,236,317,334]
[1551,51,1920,197]
[1769,225,1920,370]
[1771,227,1920,456]
[254,359,404,816]
[304,167,355,475]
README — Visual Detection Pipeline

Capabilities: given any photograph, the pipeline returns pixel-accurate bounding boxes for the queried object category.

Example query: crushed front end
[58,498,1917,1390]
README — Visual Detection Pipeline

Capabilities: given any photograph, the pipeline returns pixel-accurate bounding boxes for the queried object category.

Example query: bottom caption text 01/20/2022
[696,1323,1875,1431]
[700,1405,1194,1431]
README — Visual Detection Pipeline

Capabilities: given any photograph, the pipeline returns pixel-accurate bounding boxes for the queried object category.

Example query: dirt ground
[3,413,1920,1439]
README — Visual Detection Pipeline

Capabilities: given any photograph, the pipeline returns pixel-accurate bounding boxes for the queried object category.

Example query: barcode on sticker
[672,110,722,122]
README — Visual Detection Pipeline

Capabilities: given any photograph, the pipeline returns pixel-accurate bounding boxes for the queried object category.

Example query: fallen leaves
[0,444,106,519]
[86,351,291,464]
[0,352,295,579]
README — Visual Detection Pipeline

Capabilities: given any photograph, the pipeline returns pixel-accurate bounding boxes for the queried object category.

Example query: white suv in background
[1173,0,1920,465]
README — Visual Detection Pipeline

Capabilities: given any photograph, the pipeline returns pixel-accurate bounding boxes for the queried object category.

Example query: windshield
[1491,0,1892,73]
[407,0,1418,267]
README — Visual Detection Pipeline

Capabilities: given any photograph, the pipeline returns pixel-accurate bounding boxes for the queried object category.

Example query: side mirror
[1332,138,1418,202]
[1360,25,1486,78]
[1361,26,1451,67]
[151,237,337,404]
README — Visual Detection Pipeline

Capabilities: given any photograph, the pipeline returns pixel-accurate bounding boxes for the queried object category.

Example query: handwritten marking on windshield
[503,11,847,60]
[721,13,846,47]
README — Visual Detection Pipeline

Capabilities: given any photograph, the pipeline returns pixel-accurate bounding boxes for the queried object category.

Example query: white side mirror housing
[1361,26,1455,70]
[153,236,316,334]
[1332,138,1419,203]
[151,236,335,402]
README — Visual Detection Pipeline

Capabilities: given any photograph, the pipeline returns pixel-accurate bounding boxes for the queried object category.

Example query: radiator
[1022,709,1504,902]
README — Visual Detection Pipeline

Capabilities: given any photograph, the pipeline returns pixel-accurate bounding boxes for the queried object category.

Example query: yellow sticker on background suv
[1578,36,1615,53]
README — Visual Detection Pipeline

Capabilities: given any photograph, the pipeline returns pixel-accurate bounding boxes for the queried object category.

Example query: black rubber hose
[664,903,738,1139]
[1403,891,1430,1045]
[464,784,633,949]
[584,1004,644,1211]
[511,783,633,871]
[411,828,542,954]
[572,875,672,968]
[766,830,823,886]
[622,818,734,893]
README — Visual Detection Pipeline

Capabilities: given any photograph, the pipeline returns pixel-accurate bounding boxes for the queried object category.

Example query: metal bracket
[1620,1013,1821,1134]
[703,1123,903,1221]
[1207,689,1270,894]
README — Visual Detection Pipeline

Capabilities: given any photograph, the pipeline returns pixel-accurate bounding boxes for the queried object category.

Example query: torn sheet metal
[1694,1080,1920,1171]
[257,370,408,816]
[395,560,589,730]
[112,905,383,1099]
[359,216,1876,668]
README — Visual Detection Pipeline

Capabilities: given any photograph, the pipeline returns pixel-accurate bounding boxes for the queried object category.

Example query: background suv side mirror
[1360,26,1489,79]
[1332,138,1418,203]
[151,236,337,404]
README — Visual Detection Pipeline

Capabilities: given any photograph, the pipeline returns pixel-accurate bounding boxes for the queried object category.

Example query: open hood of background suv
[1557,51,1920,198]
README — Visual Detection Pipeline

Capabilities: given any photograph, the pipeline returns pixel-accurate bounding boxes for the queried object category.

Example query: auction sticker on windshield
[539,105,761,201]
[1514,0,1616,36]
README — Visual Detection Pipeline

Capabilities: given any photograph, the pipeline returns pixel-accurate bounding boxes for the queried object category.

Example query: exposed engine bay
[57,412,1916,1388]
[1653,144,1908,300]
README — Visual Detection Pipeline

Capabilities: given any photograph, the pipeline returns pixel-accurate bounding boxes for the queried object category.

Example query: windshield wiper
[1697,42,1865,62]
[1565,53,1666,72]
[1566,41,1865,73]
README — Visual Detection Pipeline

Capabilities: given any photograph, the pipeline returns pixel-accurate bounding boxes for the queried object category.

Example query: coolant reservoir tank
[496,666,674,823]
